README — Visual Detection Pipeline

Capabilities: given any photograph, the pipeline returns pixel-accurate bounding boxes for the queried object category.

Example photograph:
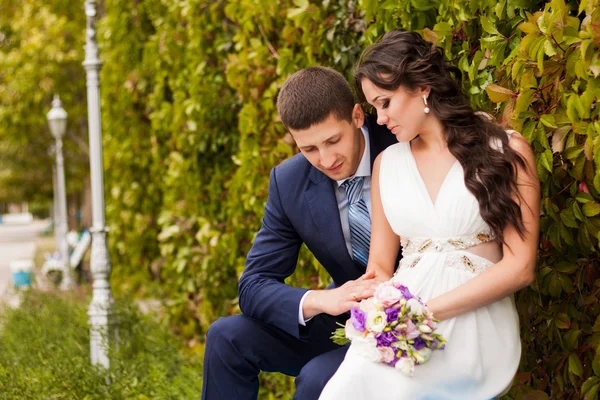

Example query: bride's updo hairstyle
[354,30,527,244]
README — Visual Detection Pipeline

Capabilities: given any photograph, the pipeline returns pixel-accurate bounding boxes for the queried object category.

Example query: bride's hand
[365,265,392,285]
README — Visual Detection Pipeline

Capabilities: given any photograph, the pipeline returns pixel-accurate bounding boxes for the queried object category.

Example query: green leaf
[540,150,554,172]
[564,329,581,350]
[485,83,515,103]
[583,202,600,217]
[540,114,557,128]
[584,384,599,400]
[544,40,557,57]
[554,261,578,274]
[521,390,549,400]
[594,174,600,193]
[578,0,589,15]
[555,312,571,329]
[481,16,503,36]
[568,353,583,377]
[576,192,594,203]
[593,315,600,332]
[563,145,584,160]
[573,202,584,220]
[560,210,578,228]
[582,377,600,396]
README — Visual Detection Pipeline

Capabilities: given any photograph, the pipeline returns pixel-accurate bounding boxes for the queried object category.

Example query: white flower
[406,298,425,315]
[374,282,402,307]
[395,357,415,376]
[344,318,365,340]
[418,324,432,333]
[365,310,387,333]
[378,346,396,363]
[352,336,381,362]
[413,347,432,364]
[359,297,377,314]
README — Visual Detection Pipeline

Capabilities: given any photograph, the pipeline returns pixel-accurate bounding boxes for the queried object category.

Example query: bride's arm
[366,153,401,282]
[426,133,540,321]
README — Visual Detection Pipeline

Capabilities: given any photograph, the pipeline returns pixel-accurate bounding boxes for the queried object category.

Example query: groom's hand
[302,271,381,319]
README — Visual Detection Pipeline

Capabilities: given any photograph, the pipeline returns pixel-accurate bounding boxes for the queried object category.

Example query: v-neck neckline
[407,142,459,208]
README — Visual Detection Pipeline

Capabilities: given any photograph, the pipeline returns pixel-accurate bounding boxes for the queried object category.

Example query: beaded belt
[398,231,496,275]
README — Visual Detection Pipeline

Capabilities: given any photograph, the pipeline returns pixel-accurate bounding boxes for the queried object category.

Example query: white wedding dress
[319,140,521,400]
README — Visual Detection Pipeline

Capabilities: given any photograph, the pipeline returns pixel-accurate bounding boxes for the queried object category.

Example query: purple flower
[385,307,400,323]
[413,337,426,350]
[398,285,414,300]
[375,331,397,347]
[350,307,366,332]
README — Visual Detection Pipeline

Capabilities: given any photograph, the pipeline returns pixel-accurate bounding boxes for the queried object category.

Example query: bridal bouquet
[332,280,447,377]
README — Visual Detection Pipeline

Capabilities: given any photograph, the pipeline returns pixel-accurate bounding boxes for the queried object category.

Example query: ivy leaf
[564,329,581,350]
[568,353,584,377]
[485,83,515,103]
[582,377,600,399]
[582,202,600,217]
[555,312,571,329]
[551,126,570,153]
[422,28,440,45]
[563,145,584,160]
[560,210,578,228]
[519,22,539,34]
[584,135,594,161]
[578,0,590,15]
[576,192,594,203]
[539,114,557,129]
[554,261,578,274]
[481,16,503,36]
[521,390,549,400]
[573,202,584,221]
[540,150,554,172]
[593,315,600,332]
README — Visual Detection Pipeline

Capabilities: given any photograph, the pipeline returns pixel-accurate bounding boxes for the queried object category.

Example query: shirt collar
[336,125,371,187]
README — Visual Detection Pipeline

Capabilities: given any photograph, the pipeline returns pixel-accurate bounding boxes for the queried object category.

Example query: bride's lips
[389,125,398,134]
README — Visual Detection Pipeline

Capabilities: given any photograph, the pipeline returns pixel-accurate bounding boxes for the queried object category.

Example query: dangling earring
[423,95,430,114]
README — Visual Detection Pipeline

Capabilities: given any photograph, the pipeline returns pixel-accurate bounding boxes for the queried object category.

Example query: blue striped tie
[342,177,371,268]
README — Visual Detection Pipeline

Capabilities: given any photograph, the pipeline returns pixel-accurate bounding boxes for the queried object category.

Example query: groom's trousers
[202,313,349,400]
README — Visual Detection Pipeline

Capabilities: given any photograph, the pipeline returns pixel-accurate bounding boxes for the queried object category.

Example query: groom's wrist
[302,290,325,320]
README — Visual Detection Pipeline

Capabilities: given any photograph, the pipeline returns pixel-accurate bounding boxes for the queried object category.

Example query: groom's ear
[352,104,365,128]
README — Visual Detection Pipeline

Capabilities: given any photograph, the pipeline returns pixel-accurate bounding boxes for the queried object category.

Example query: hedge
[97,0,600,398]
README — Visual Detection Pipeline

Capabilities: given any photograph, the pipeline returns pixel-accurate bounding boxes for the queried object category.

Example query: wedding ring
[351,292,359,301]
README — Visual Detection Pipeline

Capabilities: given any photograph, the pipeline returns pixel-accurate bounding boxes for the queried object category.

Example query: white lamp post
[84,0,114,370]
[46,95,74,290]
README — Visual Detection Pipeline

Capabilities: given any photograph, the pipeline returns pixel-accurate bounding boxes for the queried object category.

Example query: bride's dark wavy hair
[355,30,526,243]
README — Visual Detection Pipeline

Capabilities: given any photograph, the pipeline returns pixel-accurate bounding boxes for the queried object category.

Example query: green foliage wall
[96,0,600,398]
[0,0,89,202]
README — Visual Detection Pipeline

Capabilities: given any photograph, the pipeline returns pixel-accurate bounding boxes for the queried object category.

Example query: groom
[202,67,397,399]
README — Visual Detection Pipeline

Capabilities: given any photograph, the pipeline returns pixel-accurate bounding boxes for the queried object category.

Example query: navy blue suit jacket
[238,117,397,340]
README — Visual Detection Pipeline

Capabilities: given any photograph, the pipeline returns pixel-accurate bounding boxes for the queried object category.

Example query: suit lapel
[305,167,355,272]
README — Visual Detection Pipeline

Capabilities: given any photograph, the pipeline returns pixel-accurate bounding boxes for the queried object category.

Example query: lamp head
[46,94,67,139]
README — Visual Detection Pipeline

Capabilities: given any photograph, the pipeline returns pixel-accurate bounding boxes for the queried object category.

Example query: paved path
[0,220,48,307]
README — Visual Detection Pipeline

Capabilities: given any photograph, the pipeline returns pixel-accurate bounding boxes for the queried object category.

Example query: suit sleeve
[238,166,308,339]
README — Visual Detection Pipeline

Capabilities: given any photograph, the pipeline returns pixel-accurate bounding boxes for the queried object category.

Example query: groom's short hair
[277,66,355,131]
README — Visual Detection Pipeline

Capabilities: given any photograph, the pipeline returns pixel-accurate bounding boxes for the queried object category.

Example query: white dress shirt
[298,126,372,325]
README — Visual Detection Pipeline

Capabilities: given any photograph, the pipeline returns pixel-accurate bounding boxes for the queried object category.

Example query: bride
[319,30,540,400]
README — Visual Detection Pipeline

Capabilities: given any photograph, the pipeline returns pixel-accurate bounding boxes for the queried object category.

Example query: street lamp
[46,95,74,290]
[84,0,114,370]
